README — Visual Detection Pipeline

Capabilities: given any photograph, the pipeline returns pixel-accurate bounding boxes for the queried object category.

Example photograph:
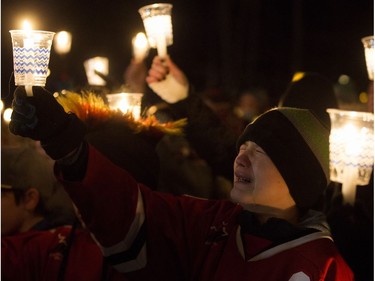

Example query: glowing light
[54,31,72,55]
[292,72,305,82]
[10,22,55,97]
[3,108,13,123]
[107,93,143,120]
[22,20,32,31]
[338,74,350,85]
[132,32,149,62]
[327,108,374,205]
[139,3,173,58]
[362,36,374,81]
[359,92,368,104]
[83,57,109,86]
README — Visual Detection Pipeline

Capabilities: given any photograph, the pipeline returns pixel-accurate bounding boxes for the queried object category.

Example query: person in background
[145,55,235,198]
[146,56,371,280]
[123,57,148,94]
[156,134,217,198]
[9,84,354,280]
[278,72,374,281]
[2,144,76,235]
[1,143,128,280]
[233,85,271,124]
[146,55,238,184]
[278,72,339,129]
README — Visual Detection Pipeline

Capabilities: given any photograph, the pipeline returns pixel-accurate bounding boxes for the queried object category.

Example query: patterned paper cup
[9,30,55,87]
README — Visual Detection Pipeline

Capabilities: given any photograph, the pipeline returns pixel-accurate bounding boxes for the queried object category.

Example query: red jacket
[58,145,354,281]
[2,225,128,281]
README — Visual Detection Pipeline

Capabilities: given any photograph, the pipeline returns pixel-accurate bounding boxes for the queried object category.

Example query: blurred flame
[22,20,32,31]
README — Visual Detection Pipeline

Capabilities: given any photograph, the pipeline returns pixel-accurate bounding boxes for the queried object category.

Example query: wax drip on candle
[156,36,167,59]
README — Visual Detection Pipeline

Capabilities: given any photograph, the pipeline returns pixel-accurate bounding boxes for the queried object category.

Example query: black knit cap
[236,107,330,209]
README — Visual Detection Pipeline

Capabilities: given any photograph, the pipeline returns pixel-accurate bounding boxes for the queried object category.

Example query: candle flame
[3,108,13,123]
[22,20,32,31]
[134,32,148,49]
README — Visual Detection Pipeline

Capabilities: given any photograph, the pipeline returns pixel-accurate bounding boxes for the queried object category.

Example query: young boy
[9,86,354,280]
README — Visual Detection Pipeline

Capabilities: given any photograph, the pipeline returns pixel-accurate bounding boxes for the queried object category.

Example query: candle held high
[9,25,55,96]
[138,3,173,58]
[327,109,374,205]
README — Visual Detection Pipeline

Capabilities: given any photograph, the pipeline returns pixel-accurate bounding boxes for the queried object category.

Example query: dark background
[1,0,374,107]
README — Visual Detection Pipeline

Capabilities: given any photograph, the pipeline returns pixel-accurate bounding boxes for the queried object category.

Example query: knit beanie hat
[236,107,330,209]
[2,144,76,225]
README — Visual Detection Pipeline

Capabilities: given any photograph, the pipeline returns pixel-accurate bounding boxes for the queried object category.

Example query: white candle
[22,20,35,95]
[156,35,167,59]
[142,14,172,58]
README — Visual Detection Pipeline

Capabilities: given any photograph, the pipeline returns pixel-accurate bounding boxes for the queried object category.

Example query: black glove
[10,86,86,160]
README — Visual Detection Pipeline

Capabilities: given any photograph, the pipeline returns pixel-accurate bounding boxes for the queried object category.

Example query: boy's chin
[230,188,253,205]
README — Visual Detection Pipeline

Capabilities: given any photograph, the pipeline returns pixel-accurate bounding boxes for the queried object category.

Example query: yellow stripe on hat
[278,107,330,182]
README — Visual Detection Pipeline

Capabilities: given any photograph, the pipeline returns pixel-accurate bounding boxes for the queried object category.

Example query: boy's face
[1,189,27,236]
[231,141,296,210]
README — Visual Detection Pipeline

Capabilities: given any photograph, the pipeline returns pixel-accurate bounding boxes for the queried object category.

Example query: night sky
[1,0,374,107]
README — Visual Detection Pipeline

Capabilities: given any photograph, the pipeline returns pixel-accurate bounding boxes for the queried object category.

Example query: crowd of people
[2,51,373,281]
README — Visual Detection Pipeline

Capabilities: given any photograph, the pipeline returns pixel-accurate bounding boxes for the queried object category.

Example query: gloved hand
[10,86,86,160]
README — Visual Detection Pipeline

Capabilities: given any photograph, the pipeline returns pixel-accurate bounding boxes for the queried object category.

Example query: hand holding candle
[146,55,189,103]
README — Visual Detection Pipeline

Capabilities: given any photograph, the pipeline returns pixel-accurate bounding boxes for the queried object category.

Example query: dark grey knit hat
[237,107,330,209]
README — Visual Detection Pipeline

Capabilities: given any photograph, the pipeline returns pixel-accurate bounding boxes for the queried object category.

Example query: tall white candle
[22,20,35,96]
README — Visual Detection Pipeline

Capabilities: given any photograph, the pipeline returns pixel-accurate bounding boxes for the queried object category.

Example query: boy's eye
[255,148,266,155]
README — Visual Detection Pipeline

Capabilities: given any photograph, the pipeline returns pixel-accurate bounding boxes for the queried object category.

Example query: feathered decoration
[55,90,186,138]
